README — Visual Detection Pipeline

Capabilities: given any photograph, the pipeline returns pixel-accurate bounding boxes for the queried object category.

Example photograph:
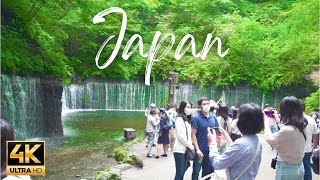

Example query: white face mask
[202,104,211,113]
[184,108,192,116]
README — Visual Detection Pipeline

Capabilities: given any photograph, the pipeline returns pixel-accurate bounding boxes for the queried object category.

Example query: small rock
[122,153,143,168]
[113,163,133,171]
[107,153,115,158]
[76,174,81,177]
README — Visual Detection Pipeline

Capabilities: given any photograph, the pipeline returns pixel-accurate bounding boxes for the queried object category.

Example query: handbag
[184,121,195,160]
[185,148,195,161]
[311,149,319,175]
[271,153,278,169]
[162,113,172,130]
[200,140,261,180]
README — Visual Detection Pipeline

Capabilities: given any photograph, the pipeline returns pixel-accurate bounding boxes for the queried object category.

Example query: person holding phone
[146,109,160,157]
[263,104,279,133]
[207,103,264,180]
[265,96,307,180]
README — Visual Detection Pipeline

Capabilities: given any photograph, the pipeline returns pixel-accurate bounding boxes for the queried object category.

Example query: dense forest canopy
[1,0,319,90]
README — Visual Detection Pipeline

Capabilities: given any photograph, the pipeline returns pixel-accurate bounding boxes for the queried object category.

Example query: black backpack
[162,112,172,130]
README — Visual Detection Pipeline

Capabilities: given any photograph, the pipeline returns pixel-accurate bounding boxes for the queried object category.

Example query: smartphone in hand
[210,127,221,136]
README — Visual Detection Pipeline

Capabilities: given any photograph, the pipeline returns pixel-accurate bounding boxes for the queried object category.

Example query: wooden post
[169,72,178,105]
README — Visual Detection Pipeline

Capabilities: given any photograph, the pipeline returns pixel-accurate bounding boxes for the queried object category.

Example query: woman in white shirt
[146,109,160,157]
[265,96,307,180]
[217,105,232,134]
[173,101,195,180]
[230,108,242,141]
[217,105,232,153]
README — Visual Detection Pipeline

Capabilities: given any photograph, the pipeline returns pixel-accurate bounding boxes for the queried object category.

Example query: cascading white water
[62,80,170,111]
[1,75,43,139]
[62,80,316,111]
[1,74,316,138]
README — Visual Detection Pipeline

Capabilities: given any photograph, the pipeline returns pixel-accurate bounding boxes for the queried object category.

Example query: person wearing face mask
[191,97,219,180]
[173,101,195,180]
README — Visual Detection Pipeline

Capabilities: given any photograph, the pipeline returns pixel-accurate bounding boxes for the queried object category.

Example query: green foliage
[95,168,121,180]
[113,148,128,161]
[113,133,143,162]
[305,89,320,115]
[122,153,143,168]
[1,0,319,90]
[113,136,144,168]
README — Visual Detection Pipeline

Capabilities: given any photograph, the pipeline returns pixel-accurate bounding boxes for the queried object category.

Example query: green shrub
[305,89,320,114]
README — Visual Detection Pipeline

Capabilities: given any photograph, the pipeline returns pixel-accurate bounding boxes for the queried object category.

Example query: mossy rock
[113,148,128,161]
[95,168,121,180]
[122,153,143,168]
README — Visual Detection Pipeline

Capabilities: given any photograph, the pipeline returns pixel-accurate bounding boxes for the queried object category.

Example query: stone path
[122,134,319,180]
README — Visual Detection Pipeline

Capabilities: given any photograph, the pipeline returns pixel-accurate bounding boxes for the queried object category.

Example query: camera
[271,158,277,169]
[264,110,275,118]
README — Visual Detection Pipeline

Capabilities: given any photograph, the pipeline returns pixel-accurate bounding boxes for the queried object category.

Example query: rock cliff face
[40,79,64,137]
[1,75,63,139]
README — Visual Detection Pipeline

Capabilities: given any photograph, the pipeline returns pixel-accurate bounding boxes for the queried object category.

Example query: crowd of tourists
[144,96,320,180]
[1,96,319,180]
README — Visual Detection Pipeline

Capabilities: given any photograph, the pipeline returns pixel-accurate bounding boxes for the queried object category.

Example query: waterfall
[1,75,316,136]
[175,83,265,107]
[62,80,316,111]
[1,75,43,140]
[62,80,170,111]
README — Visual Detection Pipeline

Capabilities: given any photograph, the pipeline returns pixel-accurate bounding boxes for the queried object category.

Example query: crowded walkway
[122,134,318,179]
[123,97,319,180]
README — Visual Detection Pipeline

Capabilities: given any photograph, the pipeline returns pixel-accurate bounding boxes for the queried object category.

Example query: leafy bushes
[305,89,320,114]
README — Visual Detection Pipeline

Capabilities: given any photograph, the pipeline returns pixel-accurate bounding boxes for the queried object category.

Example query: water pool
[34,110,145,180]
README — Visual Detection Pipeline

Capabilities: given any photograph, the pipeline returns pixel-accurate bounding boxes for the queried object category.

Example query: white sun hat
[209,100,218,109]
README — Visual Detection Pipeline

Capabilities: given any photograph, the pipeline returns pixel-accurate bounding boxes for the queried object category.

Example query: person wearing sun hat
[145,103,156,117]
[209,100,218,115]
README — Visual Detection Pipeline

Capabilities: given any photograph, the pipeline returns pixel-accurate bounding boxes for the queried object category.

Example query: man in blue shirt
[191,97,219,180]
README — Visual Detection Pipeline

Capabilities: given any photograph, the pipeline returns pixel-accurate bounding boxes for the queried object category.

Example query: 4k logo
[6,141,45,176]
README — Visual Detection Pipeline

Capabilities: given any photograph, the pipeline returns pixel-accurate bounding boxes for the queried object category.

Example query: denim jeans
[271,125,279,133]
[276,161,304,180]
[174,152,188,180]
[192,151,213,180]
[303,152,312,180]
[146,132,155,154]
